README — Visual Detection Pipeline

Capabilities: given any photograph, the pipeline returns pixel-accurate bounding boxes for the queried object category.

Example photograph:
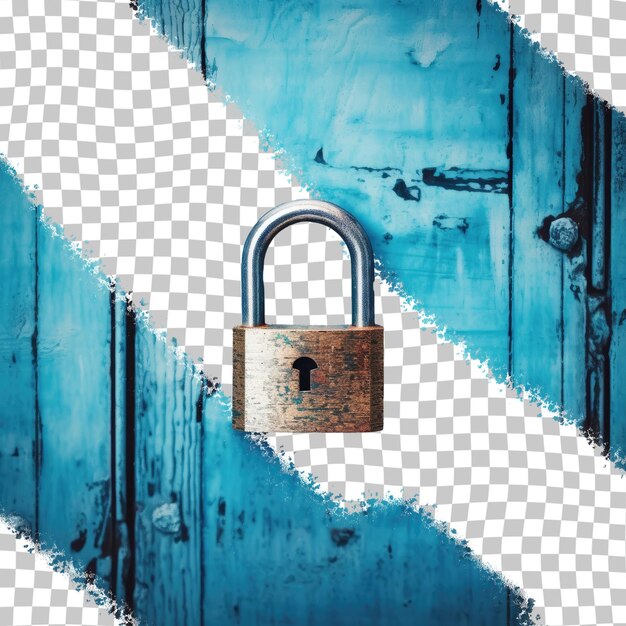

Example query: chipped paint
[422,167,508,193]
[433,214,470,234]
[0,157,538,624]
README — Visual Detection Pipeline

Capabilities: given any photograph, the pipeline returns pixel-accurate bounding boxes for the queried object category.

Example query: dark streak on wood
[609,110,626,462]
[432,214,469,234]
[580,99,612,451]
[200,0,207,79]
[507,22,515,380]
[33,209,41,541]
[330,527,358,547]
[313,146,402,177]
[506,26,515,626]
[195,379,205,423]
[600,105,612,450]
[109,285,118,595]
[124,302,137,611]
[71,527,88,552]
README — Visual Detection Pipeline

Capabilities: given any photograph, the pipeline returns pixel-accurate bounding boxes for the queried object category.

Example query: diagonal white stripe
[1,1,626,624]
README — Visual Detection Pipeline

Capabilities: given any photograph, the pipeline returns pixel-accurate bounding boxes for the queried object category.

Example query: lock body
[233,324,384,432]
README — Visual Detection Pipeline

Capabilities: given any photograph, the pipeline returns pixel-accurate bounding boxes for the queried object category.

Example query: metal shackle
[241,199,376,327]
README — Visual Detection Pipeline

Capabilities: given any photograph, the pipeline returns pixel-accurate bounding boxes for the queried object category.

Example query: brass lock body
[232,200,384,433]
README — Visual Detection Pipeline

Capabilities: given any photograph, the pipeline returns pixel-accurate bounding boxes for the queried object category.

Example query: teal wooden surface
[0,165,534,625]
[0,0,625,624]
[134,326,203,625]
[138,0,626,440]
[510,38,566,408]
[561,79,587,426]
[112,297,131,606]
[139,0,204,69]
[140,0,623,429]
[0,164,36,528]
[584,100,611,442]
[610,111,626,459]
[201,397,516,626]
[189,0,515,379]
[36,223,113,581]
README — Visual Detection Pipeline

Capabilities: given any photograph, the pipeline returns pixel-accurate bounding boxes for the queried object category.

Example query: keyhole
[292,357,318,392]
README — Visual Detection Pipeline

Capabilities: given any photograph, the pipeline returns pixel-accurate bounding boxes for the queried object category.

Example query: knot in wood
[152,503,181,535]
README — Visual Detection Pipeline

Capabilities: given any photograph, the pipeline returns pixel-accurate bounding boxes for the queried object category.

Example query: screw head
[549,217,579,252]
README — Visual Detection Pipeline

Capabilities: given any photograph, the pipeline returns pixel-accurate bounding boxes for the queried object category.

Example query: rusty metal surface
[233,325,384,432]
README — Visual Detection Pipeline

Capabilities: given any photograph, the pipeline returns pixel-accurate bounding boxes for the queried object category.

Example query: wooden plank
[585,101,611,441]
[201,397,514,625]
[510,37,565,407]
[561,77,587,426]
[36,225,113,585]
[198,0,512,378]
[133,323,202,626]
[610,109,626,459]
[0,163,37,532]
[113,295,131,605]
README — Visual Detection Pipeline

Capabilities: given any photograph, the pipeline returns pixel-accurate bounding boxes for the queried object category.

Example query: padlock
[232,199,384,432]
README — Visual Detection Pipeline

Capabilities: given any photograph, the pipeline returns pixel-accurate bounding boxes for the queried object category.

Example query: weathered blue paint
[201,396,535,625]
[0,162,36,528]
[510,38,566,412]
[189,0,514,383]
[139,0,626,440]
[134,321,203,626]
[0,161,115,582]
[0,0,625,622]
[561,78,587,429]
[610,111,626,460]
[37,213,114,582]
[0,162,537,624]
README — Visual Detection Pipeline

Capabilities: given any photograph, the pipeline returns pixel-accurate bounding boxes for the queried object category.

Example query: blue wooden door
[0,163,527,624]
[1,0,626,624]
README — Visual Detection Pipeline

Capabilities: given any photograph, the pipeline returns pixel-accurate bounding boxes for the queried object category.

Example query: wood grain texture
[134,326,202,625]
[200,0,513,379]
[610,110,626,459]
[203,397,515,626]
[112,297,131,605]
[2,1,626,623]
[140,0,205,72]
[0,164,36,529]
[0,169,525,624]
[36,224,113,583]
[561,79,587,426]
[510,37,566,407]
[584,101,612,441]
[233,325,384,432]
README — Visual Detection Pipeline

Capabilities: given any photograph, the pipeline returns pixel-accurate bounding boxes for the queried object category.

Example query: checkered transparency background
[496,0,626,109]
[0,520,128,626]
[1,1,626,626]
